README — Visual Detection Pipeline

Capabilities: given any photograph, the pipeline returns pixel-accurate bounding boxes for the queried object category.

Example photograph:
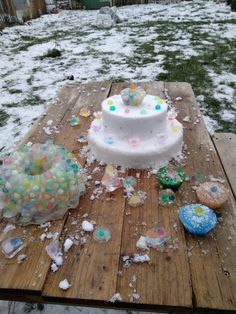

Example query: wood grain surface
[165,82,236,311]
[0,81,235,313]
[212,133,236,200]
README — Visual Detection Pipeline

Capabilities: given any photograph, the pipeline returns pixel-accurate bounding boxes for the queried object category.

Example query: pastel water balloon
[0,142,86,225]
[93,227,111,242]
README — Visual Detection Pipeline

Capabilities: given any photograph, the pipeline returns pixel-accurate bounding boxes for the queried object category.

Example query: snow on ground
[0,300,157,314]
[0,0,236,158]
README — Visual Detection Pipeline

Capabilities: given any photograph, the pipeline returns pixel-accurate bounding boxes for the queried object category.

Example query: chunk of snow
[46,119,53,126]
[17,254,27,264]
[58,279,71,290]
[109,293,122,303]
[183,116,191,122]
[133,254,150,263]
[82,220,94,232]
[53,254,63,266]
[136,236,148,251]
[3,224,16,233]
[64,238,73,252]
[40,233,47,241]
[51,263,58,272]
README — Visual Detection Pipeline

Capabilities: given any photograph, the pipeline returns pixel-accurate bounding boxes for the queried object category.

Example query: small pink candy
[124,108,130,114]
[167,111,177,121]
[44,172,52,180]
[4,159,12,165]
[92,124,102,132]
[128,137,140,148]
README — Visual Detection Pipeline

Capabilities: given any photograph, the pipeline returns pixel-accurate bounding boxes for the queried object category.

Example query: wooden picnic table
[0,81,236,313]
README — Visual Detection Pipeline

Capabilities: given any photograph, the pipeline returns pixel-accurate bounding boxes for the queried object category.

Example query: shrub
[231,0,236,11]
[40,48,62,60]
[227,0,232,5]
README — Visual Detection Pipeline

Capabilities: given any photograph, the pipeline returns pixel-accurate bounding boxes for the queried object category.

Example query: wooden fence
[0,0,46,28]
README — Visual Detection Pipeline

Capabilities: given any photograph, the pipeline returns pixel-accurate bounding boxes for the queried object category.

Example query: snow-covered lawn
[0,0,236,157]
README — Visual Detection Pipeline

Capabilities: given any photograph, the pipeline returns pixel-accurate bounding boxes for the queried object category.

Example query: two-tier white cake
[88,86,183,169]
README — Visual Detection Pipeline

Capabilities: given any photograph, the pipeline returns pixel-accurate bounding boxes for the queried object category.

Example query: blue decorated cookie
[179,204,217,235]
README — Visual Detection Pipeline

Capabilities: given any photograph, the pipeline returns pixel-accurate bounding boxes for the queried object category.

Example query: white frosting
[88,94,183,169]
[102,95,167,140]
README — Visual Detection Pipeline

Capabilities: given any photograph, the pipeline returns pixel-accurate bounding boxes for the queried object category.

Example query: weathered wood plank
[42,82,127,302]
[19,84,81,147]
[165,82,236,311]
[53,81,112,157]
[0,84,82,292]
[116,82,193,309]
[212,133,236,200]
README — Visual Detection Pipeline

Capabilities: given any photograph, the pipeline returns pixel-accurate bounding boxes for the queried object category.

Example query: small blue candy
[179,203,217,235]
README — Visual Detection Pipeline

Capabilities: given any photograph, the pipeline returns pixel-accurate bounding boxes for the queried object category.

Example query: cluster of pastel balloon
[0,142,86,225]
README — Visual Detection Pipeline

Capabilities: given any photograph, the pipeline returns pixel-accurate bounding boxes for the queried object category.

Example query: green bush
[227,0,232,5]
[231,0,236,11]
[40,48,62,60]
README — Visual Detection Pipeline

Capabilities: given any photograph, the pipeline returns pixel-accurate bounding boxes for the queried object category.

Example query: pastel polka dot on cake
[110,105,116,111]
[196,182,229,209]
[155,104,161,110]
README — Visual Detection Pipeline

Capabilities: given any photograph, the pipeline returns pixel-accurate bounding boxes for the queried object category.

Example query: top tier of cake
[101,94,168,140]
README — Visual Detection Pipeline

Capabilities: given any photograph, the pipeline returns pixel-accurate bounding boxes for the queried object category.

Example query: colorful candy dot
[211,186,218,193]
[105,136,114,145]
[194,207,204,216]
[80,107,91,118]
[128,137,140,148]
[155,104,161,110]
[110,106,116,111]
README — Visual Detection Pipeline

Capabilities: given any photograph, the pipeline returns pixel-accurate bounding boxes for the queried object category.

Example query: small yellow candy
[129,83,137,91]
[80,107,91,117]
[107,99,113,105]
[194,207,204,216]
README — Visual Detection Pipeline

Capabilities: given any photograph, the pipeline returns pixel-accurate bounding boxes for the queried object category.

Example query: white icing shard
[136,236,148,251]
[82,220,94,232]
[64,238,73,252]
[109,292,122,303]
[58,279,71,290]
[133,254,150,263]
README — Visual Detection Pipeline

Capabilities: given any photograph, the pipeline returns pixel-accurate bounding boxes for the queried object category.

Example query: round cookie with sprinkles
[156,165,186,190]
[196,181,229,209]
[179,203,217,235]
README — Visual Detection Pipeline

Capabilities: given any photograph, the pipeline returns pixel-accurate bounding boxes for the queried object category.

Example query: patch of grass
[126,40,157,68]
[13,117,21,124]
[0,109,10,127]
[39,48,62,60]
[32,67,42,73]
[157,55,210,95]
[110,76,126,83]
[22,94,42,106]
[27,75,34,85]
[8,88,22,94]
[2,102,18,108]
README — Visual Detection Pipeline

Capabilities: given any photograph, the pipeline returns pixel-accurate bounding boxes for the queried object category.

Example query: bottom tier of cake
[88,119,183,169]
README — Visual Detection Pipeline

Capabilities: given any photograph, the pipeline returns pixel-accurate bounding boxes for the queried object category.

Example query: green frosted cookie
[156,165,186,190]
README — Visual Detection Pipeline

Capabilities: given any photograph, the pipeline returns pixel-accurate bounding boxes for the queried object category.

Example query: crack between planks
[211,135,236,202]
